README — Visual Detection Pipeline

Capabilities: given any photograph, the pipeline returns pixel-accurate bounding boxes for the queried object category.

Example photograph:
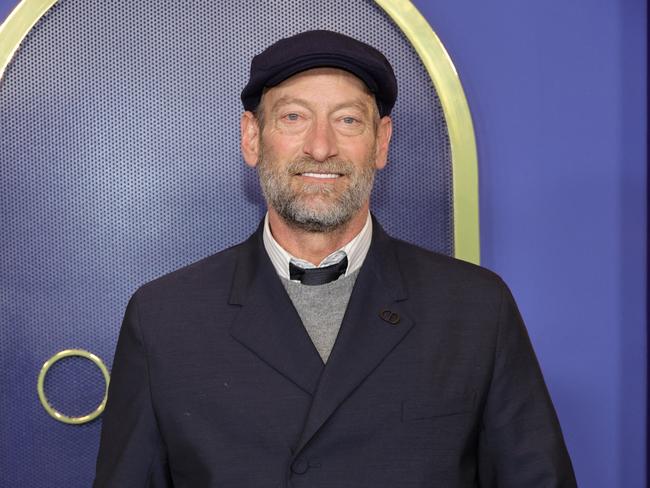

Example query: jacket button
[291,458,309,474]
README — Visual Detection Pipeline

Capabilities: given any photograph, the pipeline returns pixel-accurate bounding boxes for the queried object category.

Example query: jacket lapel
[228,225,324,396]
[295,220,414,453]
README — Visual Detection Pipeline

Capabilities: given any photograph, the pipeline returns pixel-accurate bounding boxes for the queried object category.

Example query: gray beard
[257,154,375,233]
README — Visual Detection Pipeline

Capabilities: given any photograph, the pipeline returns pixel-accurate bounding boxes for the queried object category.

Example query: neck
[268,207,369,265]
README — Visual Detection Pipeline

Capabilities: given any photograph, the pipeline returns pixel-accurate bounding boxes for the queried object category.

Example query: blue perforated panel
[0,1,451,486]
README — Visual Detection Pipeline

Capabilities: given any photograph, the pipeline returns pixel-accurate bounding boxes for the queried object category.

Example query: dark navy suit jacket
[94,219,576,487]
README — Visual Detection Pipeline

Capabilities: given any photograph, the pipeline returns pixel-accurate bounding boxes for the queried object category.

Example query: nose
[302,117,338,162]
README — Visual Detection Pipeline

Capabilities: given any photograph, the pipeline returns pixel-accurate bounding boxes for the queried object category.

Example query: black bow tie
[289,256,348,286]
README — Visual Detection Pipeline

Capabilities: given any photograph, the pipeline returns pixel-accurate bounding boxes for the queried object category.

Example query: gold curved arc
[0,0,57,81]
[37,349,110,425]
[375,0,480,264]
[1,0,479,263]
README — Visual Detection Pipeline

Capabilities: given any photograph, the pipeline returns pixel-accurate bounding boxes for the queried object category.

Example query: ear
[240,111,261,167]
[373,116,393,170]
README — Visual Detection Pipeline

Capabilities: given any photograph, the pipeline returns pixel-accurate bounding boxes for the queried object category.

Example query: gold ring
[37,349,110,424]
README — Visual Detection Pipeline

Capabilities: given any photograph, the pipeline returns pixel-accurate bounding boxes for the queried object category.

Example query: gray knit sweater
[281,269,360,362]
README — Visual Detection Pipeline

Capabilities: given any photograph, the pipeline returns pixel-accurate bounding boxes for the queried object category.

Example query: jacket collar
[229,216,407,306]
[228,217,413,453]
[228,220,324,395]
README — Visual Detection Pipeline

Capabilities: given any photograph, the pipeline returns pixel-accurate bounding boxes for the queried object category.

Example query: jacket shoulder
[390,237,508,294]
[134,240,246,301]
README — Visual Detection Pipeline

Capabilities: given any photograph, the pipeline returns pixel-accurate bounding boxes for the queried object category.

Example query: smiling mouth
[299,172,342,179]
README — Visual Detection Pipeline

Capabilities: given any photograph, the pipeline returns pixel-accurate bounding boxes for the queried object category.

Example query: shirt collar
[262,212,373,281]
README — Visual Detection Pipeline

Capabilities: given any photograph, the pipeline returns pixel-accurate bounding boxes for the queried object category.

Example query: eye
[342,116,358,124]
[284,113,300,122]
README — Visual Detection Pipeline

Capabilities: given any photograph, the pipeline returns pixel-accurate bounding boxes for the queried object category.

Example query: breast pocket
[401,393,476,422]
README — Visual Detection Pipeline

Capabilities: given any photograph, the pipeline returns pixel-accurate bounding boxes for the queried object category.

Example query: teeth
[302,173,339,179]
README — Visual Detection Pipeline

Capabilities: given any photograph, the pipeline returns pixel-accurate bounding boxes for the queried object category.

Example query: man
[94,30,576,487]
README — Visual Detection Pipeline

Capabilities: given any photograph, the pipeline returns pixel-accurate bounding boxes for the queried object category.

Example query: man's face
[241,67,392,233]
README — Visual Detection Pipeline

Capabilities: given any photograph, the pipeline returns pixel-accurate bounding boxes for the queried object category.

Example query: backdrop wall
[1,1,646,487]
[410,1,647,487]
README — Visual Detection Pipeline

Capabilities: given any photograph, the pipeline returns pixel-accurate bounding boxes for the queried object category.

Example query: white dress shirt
[262,212,373,282]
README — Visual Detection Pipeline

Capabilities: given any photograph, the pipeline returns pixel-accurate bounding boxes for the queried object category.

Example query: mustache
[287,158,353,176]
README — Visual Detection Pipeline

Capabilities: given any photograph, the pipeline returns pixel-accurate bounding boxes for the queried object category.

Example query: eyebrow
[269,96,310,114]
[270,96,372,117]
[332,101,372,116]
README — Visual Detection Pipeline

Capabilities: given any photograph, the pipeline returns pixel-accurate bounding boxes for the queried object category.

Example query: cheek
[262,133,303,160]
[340,138,377,165]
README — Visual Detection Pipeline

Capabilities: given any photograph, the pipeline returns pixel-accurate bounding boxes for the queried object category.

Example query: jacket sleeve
[477,281,577,487]
[93,292,172,487]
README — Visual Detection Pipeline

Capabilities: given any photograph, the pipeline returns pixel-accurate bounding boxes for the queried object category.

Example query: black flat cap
[241,30,397,117]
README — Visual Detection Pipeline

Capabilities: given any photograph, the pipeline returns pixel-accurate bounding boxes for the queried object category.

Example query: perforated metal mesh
[0,1,452,486]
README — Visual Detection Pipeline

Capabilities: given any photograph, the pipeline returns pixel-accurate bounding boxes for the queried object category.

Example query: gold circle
[37,349,110,425]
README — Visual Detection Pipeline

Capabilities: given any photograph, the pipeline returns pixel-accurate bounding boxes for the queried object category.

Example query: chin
[284,203,358,233]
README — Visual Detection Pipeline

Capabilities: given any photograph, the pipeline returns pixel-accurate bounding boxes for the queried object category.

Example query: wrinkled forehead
[258,67,378,114]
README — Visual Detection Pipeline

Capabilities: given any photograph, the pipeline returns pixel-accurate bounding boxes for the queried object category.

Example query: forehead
[262,67,374,108]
